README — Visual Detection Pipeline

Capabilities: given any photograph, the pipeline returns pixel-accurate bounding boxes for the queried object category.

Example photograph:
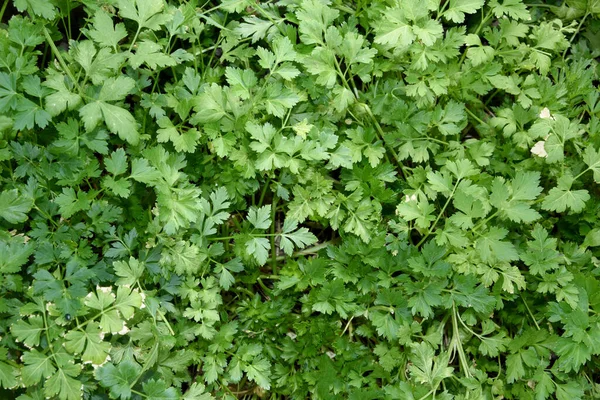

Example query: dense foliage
[1,0,599,398]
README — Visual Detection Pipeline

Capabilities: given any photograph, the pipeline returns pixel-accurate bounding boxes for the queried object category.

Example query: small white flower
[116,325,130,335]
[140,292,147,309]
[287,331,297,340]
[97,286,112,294]
[531,141,548,158]
[404,194,417,203]
[326,351,336,359]
[539,107,554,120]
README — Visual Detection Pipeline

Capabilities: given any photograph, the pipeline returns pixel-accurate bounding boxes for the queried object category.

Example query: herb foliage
[0,0,600,399]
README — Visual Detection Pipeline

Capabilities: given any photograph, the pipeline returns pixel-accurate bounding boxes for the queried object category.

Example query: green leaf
[0,188,33,224]
[118,0,168,30]
[99,76,136,102]
[87,11,128,48]
[12,316,45,348]
[475,227,519,263]
[0,348,17,389]
[243,356,271,390]
[21,349,55,386]
[105,148,129,176]
[96,360,142,399]
[44,362,83,400]
[80,101,140,145]
[245,237,270,265]
[43,71,81,116]
[99,102,139,145]
[0,237,33,274]
[55,187,91,219]
[247,205,272,230]
[279,219,318,256]
[156,118,200,153]
[130,158,162,184]
[582,146,600,183]
[408,343,453,388]
[143,379,179,400]
[129,41,176,70]
[182,382,214,400]
[113,257,145,286]
[541,175,590,213]
[14,0,56,19]
[490,0,531,20]
[443,0,484,23]
[374,8,415,48]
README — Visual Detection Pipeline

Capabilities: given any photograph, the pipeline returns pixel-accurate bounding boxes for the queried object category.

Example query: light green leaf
[99,102,139,145]
[96,360,142,399]
[12,316,45,348]
[129,41,176,70]
[114,257,145,286]
[247,205,272,230]
[21,349,55,386]
[105,148,129,176]
[443,0,484,22]
[44,363,83,400]
[279,219,318,256]
[245,237,270,265]
[0,189,33,224]
[542,175,590,213]
[87,11,128,48]
[118,0,169,30]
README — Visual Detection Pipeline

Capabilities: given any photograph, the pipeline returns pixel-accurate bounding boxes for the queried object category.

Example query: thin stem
[42,307,58,362]
[258,176,271,207]
[417,389,436,400]
[136,282,175,335]
[361,102,409,179]
[128,25,142,52]
[42,26,83,95]
[274,241,331,261]
[573,167,590,182]
[270,195,278,274]
[562,12,590,60]
[520,294,540,330]
[465,107,486,126]
[417,179,461,247]
[471,210,500,233]
[0,0,9,23]
[458,11,493,68]
[451,303,472,378]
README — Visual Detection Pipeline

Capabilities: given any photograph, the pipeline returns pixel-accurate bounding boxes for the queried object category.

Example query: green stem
[270,195,278,274]
[458,11,493,68]
[128,26,142,52]
[520,294,540,330]
[417,389,436,400]
[136,282,175,335]
[471,210,500,233]
[465,107,486,126]
[562,12,590,60]
[0,0,9,23]
[256,277,272,293]
[274,241,331,261]
[258,176,271,207]
[252,1,286,36]
[573,167,590,182]
[416,179,461,247]
[130,389,147,398]
[361,102,409,179]
[451,303,472,378]
[42,26,83,95]
[42,306,58,362]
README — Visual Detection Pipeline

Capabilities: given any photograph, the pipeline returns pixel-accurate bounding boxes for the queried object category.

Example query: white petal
[531,141,548,158]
